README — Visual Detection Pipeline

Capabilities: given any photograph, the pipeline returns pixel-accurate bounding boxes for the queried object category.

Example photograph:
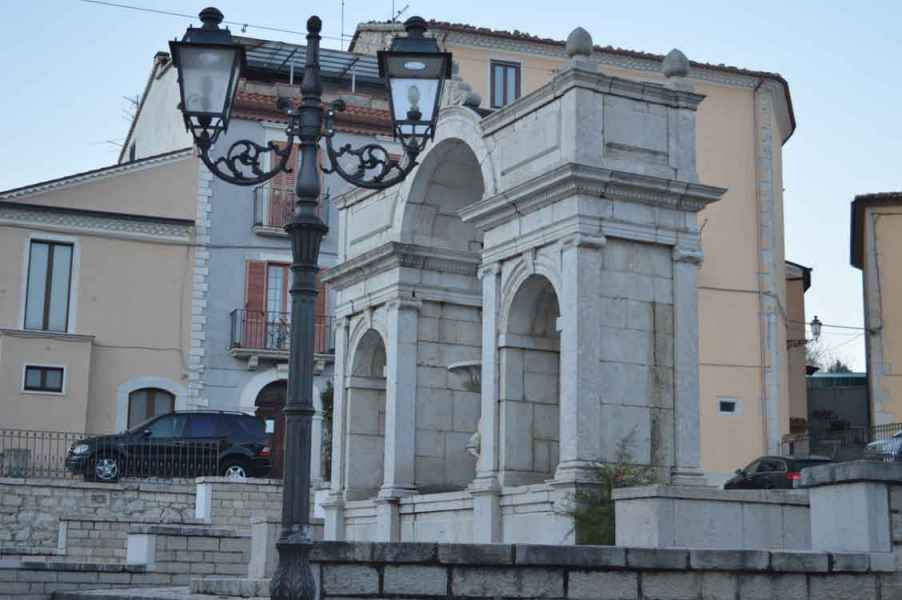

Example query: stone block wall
[310,541,897,600]
[596,238,675,467]
[129,524,250,579]
[0,478,195,555]
[59,516,201,562]
[0,561,155,598]
[195,477,283,533]
[415,301,481,493]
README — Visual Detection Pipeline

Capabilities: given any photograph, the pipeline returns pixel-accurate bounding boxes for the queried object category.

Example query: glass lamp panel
[390,78,439,132]
[384,54,447,79]
[179,45,239,116]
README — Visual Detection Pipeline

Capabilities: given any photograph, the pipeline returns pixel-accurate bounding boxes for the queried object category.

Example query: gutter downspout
[753,77,771,455]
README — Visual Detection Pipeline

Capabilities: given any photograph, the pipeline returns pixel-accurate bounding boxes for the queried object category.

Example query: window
[128,388,175,428]
[144,414,188,438]
[717,396,742,416]
[186,414,226,438]
[24,365,64,393]
[490,60,521,108]
[25,240,73,332]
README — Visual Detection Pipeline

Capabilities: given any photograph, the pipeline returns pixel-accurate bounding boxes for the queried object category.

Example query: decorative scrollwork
[321,102,422,190]
[198,136,296,187]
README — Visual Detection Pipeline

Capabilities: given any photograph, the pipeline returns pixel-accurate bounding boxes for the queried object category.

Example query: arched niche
[345,328,387,500]
[498,274,562,486]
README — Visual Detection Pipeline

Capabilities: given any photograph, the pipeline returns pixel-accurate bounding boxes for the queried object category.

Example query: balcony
[229,309,335,370]
[253,183,328,237]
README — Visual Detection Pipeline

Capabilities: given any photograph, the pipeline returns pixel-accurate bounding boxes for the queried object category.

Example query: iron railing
[253,183,328,229]
[229,309,335,354]
[0,428,220,481]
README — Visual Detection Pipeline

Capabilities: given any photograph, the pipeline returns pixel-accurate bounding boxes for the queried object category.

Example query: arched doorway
[255,380,287,478]
[346,329,387,499]
[499,274,561,486]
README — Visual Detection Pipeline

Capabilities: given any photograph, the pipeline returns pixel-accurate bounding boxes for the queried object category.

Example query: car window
[755,460,786,473]
[236,416,265,438]
[744,460,760,474]
[797,459,829,469]
[186,414,226,438]
[146,414,187,438]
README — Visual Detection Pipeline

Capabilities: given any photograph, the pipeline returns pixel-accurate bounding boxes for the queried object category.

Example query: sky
[2,1,900,370]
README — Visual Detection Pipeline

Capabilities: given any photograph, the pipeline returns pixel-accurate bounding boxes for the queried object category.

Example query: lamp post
[170,8,451,600]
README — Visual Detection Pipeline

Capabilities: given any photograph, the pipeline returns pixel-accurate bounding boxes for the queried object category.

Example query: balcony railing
[229,309,335,355]
[253,183,328,231]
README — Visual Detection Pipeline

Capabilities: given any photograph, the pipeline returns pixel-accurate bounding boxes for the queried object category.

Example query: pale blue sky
[2,1,900,369]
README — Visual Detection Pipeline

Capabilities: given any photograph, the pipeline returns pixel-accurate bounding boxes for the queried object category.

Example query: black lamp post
[170,8,450,600]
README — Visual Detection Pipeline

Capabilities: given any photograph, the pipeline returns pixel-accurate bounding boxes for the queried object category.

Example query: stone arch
[498,274,562,486]
[345,328,388,499]
[391,107,497,248]
[498,253,565,338]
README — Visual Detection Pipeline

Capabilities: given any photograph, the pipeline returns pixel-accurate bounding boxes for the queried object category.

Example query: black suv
[65,411,272,482]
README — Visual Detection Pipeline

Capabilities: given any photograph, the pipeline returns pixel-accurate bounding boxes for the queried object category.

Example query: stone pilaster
[555,232,606,482]
[380,297,420,498]
[329,317,350,498]
[671,244,705,485]
[476,263,501,480]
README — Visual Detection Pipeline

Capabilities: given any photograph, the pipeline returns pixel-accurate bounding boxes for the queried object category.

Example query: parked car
[865,431,902,461]
[723,455,831,490]
[65,411,272,482]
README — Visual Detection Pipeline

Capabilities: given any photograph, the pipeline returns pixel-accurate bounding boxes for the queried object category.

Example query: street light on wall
[810,316,823,341]
[170,8,450,600]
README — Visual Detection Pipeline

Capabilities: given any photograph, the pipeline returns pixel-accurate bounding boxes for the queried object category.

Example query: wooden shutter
[244,260,267,348]
[270,143,299,227]
[314,270,328,353]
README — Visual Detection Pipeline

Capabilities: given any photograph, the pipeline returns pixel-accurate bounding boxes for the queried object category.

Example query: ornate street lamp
[171,8,451,600]
[810,316,822,340]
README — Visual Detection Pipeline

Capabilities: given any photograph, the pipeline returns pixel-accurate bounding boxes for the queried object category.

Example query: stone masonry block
[830,553,869,572]
[515,545,626,567]
[809,574,877,600]
[438,544,514,565]
[371,542,438,563]
[626,548,689,570]
[640,572,700,600]
[384,565,447,595]
[700,573,737,600]
[321,565,379,595]
[453,567,563,598]
[738,574,807,600]
[568,571,637,599]
[187,537,220,551]
[770,551,829,572]
[689,550,769,571]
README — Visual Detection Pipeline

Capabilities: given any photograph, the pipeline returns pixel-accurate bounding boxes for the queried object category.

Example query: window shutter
[244,260,267,348]
[271,143,300,226]
[314,270,328,353]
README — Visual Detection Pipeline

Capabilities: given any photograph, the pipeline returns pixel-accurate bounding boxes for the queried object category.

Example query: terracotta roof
[850,192,902,269]
[350,19,795,137]
[233,91,392,136]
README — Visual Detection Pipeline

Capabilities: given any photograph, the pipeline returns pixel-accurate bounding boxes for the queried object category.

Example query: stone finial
[565,27,593,58]
[463,91,482,108]
[662,48,689,78]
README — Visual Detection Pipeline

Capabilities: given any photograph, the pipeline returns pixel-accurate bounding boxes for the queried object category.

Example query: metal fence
[0,428,219,481]
[781,423,902,461]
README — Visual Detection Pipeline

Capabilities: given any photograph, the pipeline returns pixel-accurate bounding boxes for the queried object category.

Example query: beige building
[0,149,197,434]
[351,21,800,479]
[851,192,902,425]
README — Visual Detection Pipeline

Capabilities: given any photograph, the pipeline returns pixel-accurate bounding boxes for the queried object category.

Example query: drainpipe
[752,77,770,455]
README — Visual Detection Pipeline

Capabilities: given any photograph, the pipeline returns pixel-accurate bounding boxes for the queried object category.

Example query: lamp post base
[270,535,317,600]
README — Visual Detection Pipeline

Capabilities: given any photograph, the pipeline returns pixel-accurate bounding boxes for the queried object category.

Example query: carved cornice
[460,162,726,232]
[673,246,704,265]
[321,242,480,290]
[0,202,194,242]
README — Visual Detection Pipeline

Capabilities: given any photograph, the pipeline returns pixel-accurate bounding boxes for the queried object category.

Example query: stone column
[310,392,324,486]
[324,317,350,539]
[555,233,606,482]
[470,262,502,543]
[377,297,419,540]
[671,245,706,485]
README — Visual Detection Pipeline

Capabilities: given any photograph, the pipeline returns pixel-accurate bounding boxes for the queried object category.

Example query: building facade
[350,19,798,481]
[851,192,902,425]
[0,150,196,434]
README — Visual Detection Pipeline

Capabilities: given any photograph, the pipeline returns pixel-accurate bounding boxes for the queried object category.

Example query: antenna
[392,3,409,22]
[340,0,345,49]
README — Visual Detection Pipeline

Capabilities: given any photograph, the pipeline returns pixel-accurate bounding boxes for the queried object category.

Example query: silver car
[865,431,902,461]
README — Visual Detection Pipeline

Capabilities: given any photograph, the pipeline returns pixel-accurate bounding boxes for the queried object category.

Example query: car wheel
[92,455,121,482]
[221,460,248,480]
